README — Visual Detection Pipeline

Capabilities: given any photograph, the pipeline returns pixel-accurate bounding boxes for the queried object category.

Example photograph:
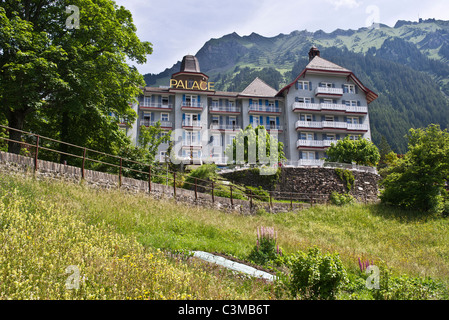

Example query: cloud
[326,0,361,9]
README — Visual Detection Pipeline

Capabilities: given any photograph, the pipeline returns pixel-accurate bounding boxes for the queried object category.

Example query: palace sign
[170,79,215,91]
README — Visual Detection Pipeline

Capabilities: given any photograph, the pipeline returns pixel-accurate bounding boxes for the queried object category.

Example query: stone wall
[0,151,309,214]
[221,166,380,203]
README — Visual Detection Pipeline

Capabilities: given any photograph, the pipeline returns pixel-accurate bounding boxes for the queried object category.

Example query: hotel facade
[124,47,378,166]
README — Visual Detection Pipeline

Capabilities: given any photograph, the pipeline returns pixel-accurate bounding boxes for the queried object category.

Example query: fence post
[230,185,233,206]
[148,165,152,193]
[250,190,253,209]
[194,178,198,201]
[82,148,86,180]
[34,135,40,173]
[118,158,123,188]
[269,191,273,211]
[211,181,215,203]
[290,192,293,211]
[173,171,176,199]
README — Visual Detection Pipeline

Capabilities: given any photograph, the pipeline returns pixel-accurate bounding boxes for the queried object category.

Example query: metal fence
[0,124,329,209]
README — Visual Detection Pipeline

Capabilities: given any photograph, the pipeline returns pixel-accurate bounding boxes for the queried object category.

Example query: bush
[288,247,348,300]
[330,192,354,206]
[183,164,218,191]
[247,227,281,265]
[245,185,270,202]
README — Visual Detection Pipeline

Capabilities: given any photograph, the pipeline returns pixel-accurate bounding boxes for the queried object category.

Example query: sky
[114,0,449,75]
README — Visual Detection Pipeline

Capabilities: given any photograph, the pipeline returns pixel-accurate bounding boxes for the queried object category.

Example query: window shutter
[313,115,316,122]
[198,114,201,121]
[323,133,327,140]
[250,115,253,124]
[295,97,299,102]
[249,98,252,105]
[342,100,346,105]
[321,115,325,121]
[151,112,154,121]
[276,117,280,126]
[299,152,303,160]
[300,115,305,121]
[259,99,263,106]
[336,134,340,140]
[220,116,223,125]
[320,99,324,103]
[198,95,201,103]
[332,83,335,88]
[315,152,320,160]
[275,100,279,108]
[182,113,185,121]
[333,99,337,104]
[309,81,312,91]
[197,131,201,142]
[311,98,315,103]
[265,100,269,106]
[344,116,347,123]
[295,81,299,89]
[182,94,186,102]
[357,101,361,106]
[355,86,359,94]
[314,133,317,140]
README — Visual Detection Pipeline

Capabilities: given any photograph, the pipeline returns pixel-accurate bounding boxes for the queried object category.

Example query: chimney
[308,46,320,61]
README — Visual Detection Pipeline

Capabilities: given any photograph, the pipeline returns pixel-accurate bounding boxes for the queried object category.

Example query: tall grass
[1,173,448,299]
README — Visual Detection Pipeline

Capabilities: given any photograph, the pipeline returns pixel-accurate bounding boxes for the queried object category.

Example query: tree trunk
[7,110,26,154]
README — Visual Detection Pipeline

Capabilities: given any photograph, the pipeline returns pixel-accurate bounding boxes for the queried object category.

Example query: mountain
[144,19,449,154]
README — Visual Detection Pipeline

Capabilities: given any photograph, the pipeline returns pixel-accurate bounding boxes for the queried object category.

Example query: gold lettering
[208,82,215,91]
[200,81,208,90]
[177,80,185,89]
[170,79,178,88]
[192,81,200,90]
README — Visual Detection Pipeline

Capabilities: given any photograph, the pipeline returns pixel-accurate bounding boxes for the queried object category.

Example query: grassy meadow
[1,173,448,300]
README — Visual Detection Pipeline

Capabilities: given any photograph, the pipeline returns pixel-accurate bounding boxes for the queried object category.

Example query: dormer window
[344,84,356,94]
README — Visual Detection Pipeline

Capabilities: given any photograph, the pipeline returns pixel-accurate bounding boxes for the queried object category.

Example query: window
[160,151,167,162]
[211,100,219,107]
[298,81,309,90]
[349,135,361,140]
[269,117,276,129]
[252,116,261,127]
[211,115,219,126]
[161,113,169,122]
[212,135,221,146]
[228,116,237,126]
[185,95,197,107]
[162,97,169,106]
[298,97,312,104]
[302,151,316,160]
[320,82,333,88]
[185,113,199,125]
[301,133,314,140]
[327,134,336,141]
[344,84,356,94]
[325,115,334,122]
[345,100,357,107]
[303,114,313,122]
[347,116,359,124]
[228,101,235,108]
[227,135,236,145]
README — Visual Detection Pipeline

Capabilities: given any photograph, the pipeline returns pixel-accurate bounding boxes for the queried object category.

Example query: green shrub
[335,168,355,192]
[245,186,270,202]
[330,192,354,206]
[247,227,281,265]
[183,164,218,191]
[288,247,348,300]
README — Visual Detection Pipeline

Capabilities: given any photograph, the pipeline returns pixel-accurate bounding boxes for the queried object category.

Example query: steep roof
[306,55,351,73]
[240,77,278,97]
[180,55,201,73]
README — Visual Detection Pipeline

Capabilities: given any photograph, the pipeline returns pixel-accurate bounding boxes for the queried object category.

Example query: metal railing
[0,124,332,210]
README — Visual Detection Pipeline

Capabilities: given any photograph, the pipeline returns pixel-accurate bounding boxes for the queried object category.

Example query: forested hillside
[144,19,449,153]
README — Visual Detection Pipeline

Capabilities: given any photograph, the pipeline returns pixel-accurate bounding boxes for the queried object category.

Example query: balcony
[292,102,368,114]
[209,105,241,114]
[296,140,335,149]
[315,87,343,97]
[248,104,282,115]
[295,120,369,132]
[140,120,173,129]
[139,103,173,111]
[210,124,241,131]
[182,120,202,129]
[181,102,204,111]
[181,141,202,149]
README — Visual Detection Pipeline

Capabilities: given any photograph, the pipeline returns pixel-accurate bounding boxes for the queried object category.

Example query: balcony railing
[140,120,173,128]
[139,103,172,110]
[181,102,204,110]
[182,120,202,128]
[296,140,336,148]
[292,102,368,114]
[210,124,241,131]
[248,104,282,114]
[181,141,202,147]
[209,106,241,113]
[295,120,369,132]
[315,87,343,96]
[250,124,283,131]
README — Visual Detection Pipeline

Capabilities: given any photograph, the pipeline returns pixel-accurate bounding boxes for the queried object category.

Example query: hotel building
[125,47,378,166]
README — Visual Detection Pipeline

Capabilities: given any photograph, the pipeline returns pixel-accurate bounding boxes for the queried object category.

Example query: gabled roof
[277,56,378,104]
[306,56,351,73]
[240,77,278,97]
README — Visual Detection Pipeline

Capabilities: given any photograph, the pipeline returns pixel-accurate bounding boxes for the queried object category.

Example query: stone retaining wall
[0,151,309,214]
